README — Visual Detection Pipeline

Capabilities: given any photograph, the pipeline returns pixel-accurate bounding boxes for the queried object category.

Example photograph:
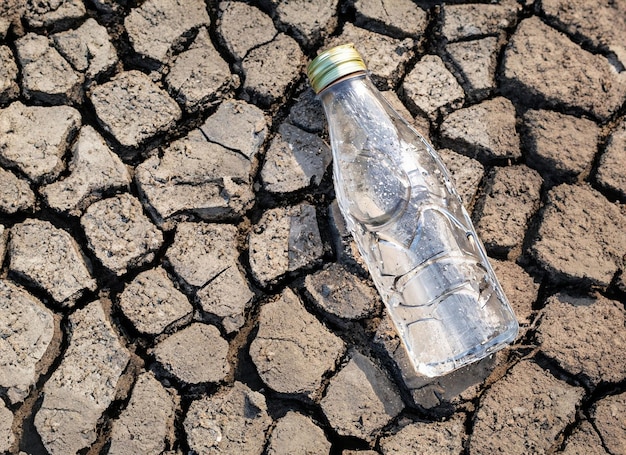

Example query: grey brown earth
[0,0,625,454]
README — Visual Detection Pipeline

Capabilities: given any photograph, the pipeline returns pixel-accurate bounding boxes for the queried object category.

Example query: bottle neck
[317,70,368,96]
[317,72,396,139]
[318,72,384,117]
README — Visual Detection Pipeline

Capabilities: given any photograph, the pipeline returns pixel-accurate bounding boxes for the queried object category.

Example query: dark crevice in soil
[13,313,71,455]
[231,301,265,392]
[174,395,194,455]
[533,352,589,391]
[604,271,626,303]
[534,4,626,73]
[552,379,626,454]
[584,381,626,454]
[85,356,143,455]
[587,114,626,204]
[16,395,48,455]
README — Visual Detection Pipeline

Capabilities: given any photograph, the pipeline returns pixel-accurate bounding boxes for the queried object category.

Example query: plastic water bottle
[307,44,518,377]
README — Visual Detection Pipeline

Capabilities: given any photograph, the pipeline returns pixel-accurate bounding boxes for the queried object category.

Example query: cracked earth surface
[0,0,625,454]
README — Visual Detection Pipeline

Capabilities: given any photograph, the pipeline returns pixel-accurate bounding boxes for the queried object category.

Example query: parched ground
[0,0,625,454]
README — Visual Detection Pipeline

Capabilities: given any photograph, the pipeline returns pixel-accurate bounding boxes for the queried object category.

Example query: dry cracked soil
[0,0,625,454]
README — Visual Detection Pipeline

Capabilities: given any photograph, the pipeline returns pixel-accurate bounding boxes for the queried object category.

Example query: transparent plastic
[319,73,518,377]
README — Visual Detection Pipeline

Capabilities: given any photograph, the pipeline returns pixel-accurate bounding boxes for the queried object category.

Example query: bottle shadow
[374,312,497,411]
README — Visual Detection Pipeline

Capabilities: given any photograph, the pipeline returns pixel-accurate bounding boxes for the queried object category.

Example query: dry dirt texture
[0,0,624,454]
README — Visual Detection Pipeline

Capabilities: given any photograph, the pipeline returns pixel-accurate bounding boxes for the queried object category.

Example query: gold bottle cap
[307,43,367,94]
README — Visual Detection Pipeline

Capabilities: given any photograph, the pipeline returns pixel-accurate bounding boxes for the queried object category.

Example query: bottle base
[411,324,518,378]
